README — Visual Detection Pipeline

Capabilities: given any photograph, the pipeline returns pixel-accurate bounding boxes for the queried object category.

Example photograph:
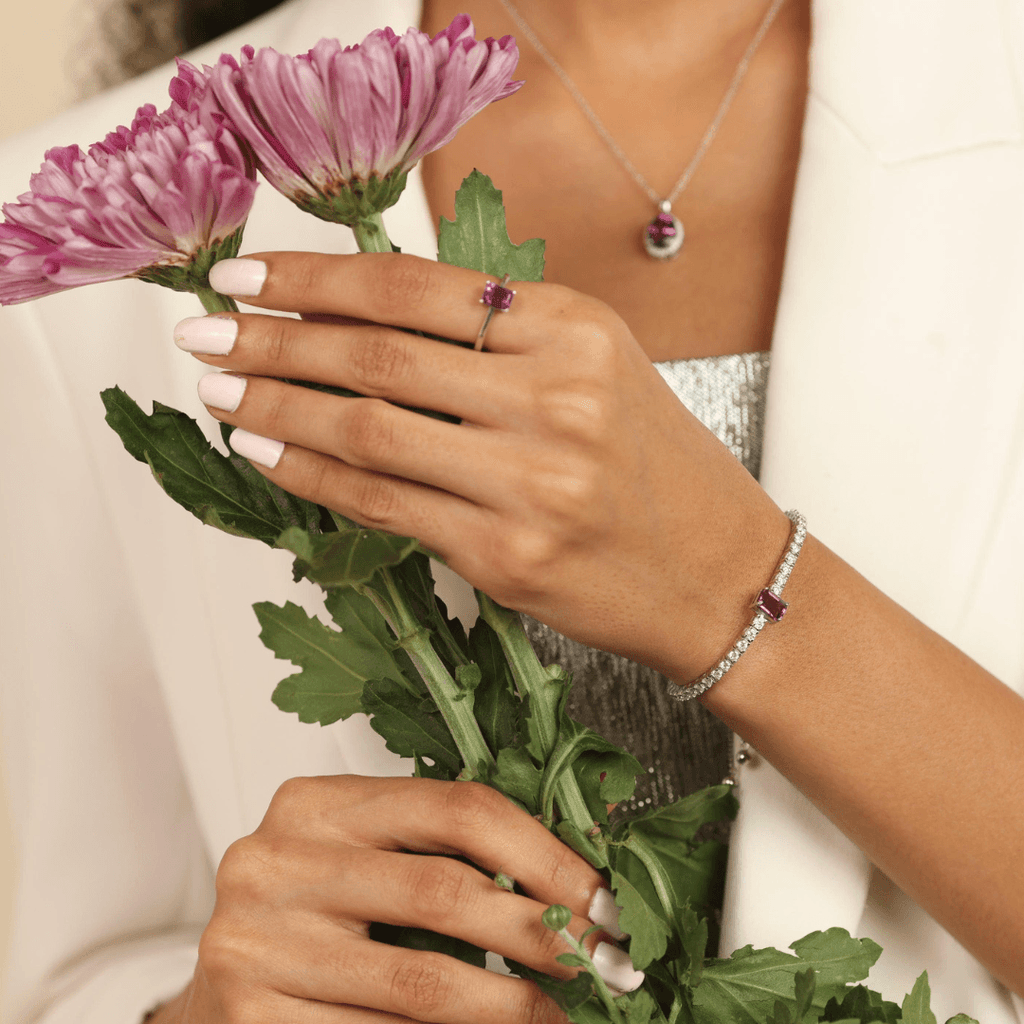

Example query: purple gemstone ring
[475,273,516,351]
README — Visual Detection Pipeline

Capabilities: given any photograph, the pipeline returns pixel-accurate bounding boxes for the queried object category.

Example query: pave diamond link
[668,510,806,703]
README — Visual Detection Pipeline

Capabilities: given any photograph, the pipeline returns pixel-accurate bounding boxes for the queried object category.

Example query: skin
[152,0,1024,1019]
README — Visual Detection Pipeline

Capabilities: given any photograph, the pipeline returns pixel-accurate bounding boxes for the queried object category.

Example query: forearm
[692,534,1024,994]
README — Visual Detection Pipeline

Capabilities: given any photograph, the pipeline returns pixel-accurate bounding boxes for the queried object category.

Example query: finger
[207,251,570,353]
[264,777,608,922]
[180,312,525,428]
[226,428,489,560]
[319,847,610,980]
[202,373,516,506]
[273,929,566,1024]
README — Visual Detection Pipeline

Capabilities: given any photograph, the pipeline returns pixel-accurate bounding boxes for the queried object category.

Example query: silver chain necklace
[496,0,789,260]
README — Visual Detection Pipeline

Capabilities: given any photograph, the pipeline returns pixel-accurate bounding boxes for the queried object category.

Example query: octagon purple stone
[482,280,516,311]
[755,587,788,622]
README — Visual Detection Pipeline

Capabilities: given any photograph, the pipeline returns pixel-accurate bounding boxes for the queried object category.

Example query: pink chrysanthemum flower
[0,102,257,305]
[174,17,521,241]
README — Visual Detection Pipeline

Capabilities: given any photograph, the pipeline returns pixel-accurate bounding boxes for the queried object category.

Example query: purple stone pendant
[643,201,684,260]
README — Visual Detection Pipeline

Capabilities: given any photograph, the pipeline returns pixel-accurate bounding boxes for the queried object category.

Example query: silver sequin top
[522,351,770,821]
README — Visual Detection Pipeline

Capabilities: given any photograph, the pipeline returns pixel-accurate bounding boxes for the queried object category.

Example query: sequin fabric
[521,351,771,823]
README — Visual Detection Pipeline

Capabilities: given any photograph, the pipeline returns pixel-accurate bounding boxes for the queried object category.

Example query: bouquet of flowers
[0,17,979,1024]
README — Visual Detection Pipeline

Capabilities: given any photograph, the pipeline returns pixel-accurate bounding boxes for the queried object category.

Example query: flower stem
[351,211,394,253]
[555,926,625,1024]
[195,287,239,314]
[475,592,600,857]
[365,569,495,775]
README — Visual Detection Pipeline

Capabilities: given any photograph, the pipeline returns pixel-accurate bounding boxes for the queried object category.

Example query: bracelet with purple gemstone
[668,510,807,703]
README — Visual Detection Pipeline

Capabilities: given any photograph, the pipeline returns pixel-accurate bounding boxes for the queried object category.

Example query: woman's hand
[164,775,635,1024]
[178,250,790,680]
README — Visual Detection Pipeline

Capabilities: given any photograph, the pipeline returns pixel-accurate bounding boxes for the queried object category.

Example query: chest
[420,6,811,361]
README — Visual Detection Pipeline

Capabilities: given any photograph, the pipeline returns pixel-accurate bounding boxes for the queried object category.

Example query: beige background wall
[0,0,93,986]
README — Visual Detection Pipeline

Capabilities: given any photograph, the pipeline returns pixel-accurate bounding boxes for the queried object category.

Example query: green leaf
[821,985,900,1024]
[362,677,461,775]
[945,1016,981,1024]
[557,953,591,969]
[609,868,672,970]
[103,387,321,545]
[901,974,936,1024]
[468,617,522,755]
[678,904,708,989]
[437,169,546,281]
[692,930,881,1024]
[767,1002,793,1024]
[256,593,406,725]
[369,919,486,970]
[277,524,421,587]
[624,988,661,1024]
[610,787,737,948]
[487,746,544,813]
[793,968,816,1020]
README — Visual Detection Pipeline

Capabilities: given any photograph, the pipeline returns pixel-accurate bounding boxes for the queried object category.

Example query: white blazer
[1,1,1022,1021]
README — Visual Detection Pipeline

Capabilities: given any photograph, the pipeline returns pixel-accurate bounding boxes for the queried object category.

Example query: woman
[1,0,1023,1022]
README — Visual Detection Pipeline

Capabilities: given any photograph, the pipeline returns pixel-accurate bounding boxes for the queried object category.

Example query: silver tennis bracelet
[668,510,807,703]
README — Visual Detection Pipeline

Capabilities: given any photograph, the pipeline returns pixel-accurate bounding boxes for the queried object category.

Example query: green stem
[556,927,625,1024]
[351,211,394,253]
[194,287,239,314]
[621,834,677,921]
[476,592,600,853]
[367,569,494,775]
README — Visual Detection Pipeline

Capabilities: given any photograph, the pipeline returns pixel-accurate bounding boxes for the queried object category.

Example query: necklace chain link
[496,0,789,210]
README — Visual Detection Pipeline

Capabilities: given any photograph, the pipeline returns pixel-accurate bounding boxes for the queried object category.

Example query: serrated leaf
[609,868,672,970]
[901,974,936,1024]
[693,930,881,1024]
[679,905,708,988]
[437,169,545,281]
[487,746,544,813]
[256,595,405,725]
[624,988,660,1024]
[278,523,421,587]
[103,387,321,545]
[362,676,461,774]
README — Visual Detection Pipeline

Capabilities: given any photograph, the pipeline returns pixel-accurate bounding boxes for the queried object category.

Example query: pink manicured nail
[230,428,284,469]
[588,888,627,941]
[198,373,246,413]
[174,315,238,354]
[592,942,644,993]
[209,258,267,297]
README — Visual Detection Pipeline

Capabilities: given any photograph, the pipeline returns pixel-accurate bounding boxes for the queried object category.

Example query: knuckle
[544,843,579,895]
[389,954,454,1017]
[411,858,474,924]
[214,838,264,898]
[351,471,403,530]
[541,384,611,446]
[375,255,434,319]
[443,780,509,837]
[344,399,397,464]
[350,329,415,396]
[499,527,558,595]
[260,316,290,368]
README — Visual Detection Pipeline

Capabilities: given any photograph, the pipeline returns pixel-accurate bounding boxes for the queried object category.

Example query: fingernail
[588,889,627,941]
[209,258,267,297]
[174,315,238,355]
[198,373,246,413]
[230,428,284,469]
[592,943,644,993]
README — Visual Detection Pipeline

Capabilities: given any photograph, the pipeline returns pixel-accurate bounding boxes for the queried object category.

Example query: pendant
[643,202,684,260]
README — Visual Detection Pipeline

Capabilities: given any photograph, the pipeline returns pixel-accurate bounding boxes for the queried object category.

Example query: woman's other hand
[178,251,790,680]
[154,775,633,1023]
